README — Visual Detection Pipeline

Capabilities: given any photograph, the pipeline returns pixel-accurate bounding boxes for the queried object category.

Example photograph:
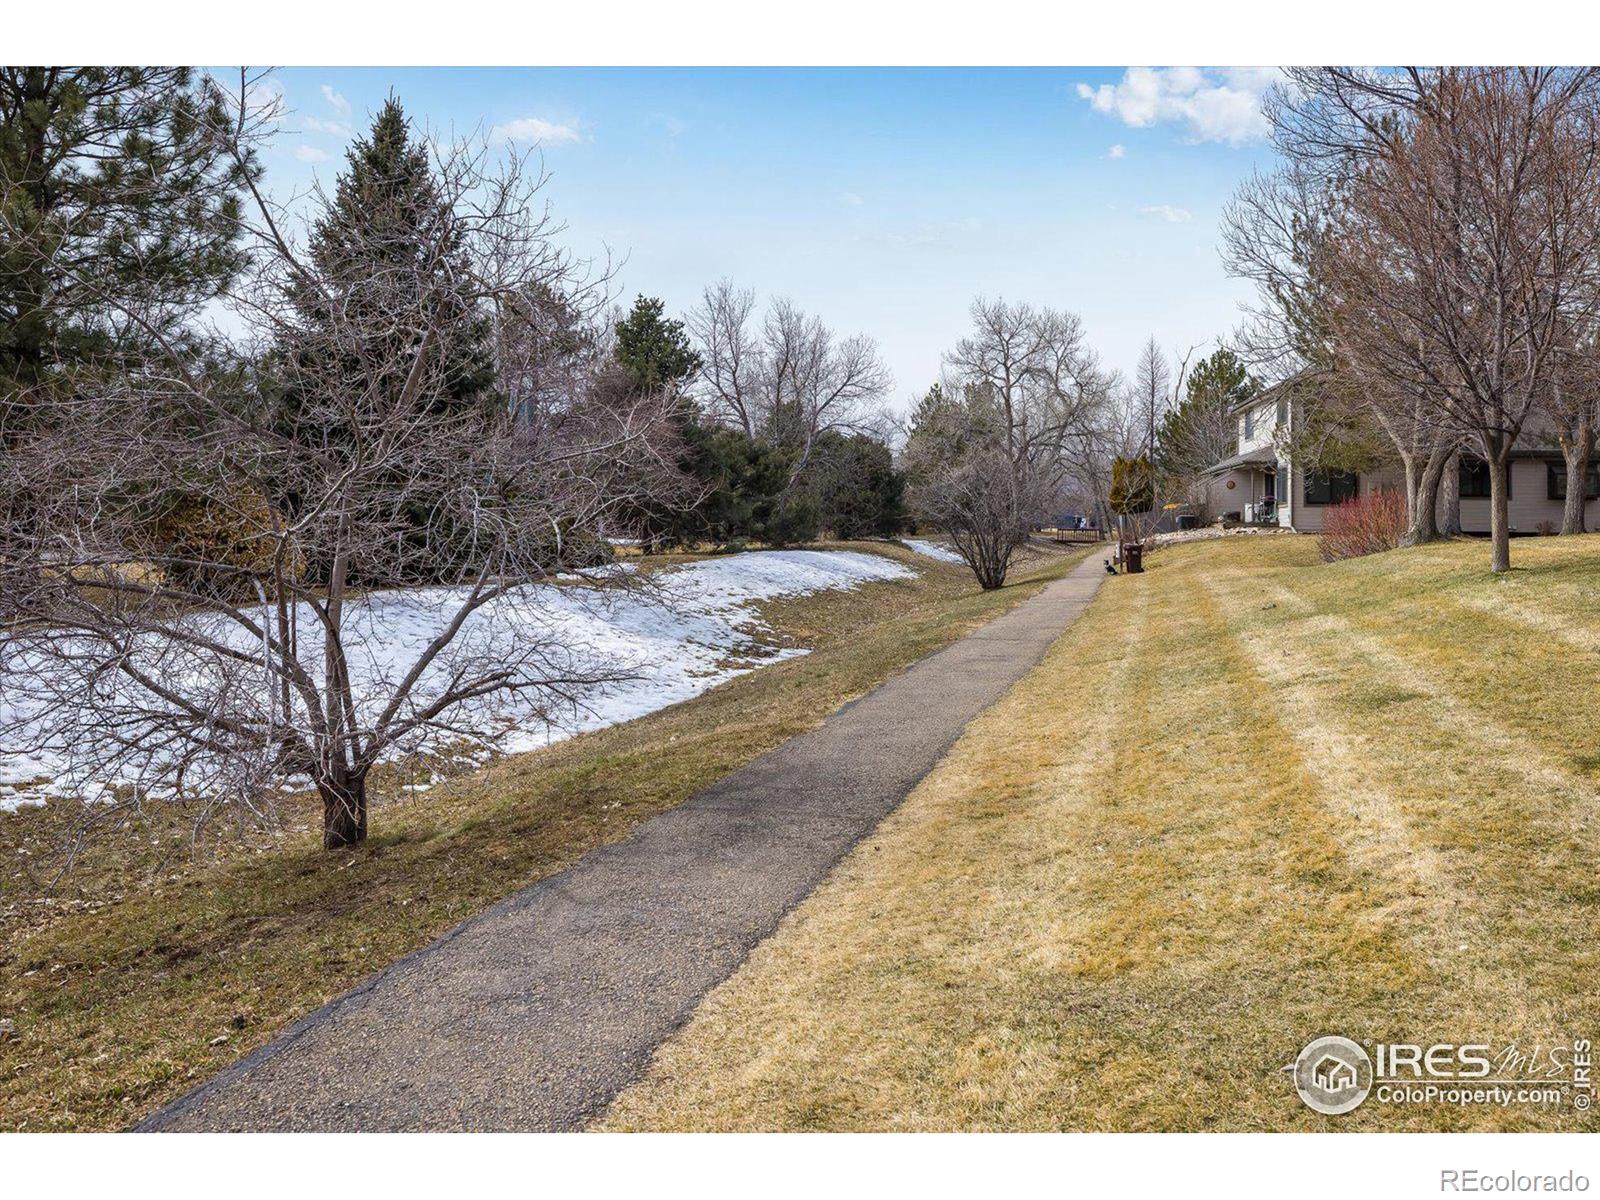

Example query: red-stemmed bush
[1317,489,1407,561]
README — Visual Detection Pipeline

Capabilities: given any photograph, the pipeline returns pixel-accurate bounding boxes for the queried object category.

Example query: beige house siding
[1281,457,1599,533]
[1451,458,1598,533]
[1207,468,1272,520]
[1236,397,1285,457]
[1209,386,1600,536]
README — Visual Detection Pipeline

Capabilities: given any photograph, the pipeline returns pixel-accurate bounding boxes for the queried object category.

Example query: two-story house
[1203,380,1599,534]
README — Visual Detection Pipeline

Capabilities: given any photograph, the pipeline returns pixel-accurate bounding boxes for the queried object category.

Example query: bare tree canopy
[1229,66,1600,569]
[1,73,682,850]
[906,299,1114,588]
[687,279,891,480]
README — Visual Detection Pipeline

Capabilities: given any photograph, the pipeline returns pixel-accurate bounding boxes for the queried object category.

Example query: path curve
[140,551,1107,1131]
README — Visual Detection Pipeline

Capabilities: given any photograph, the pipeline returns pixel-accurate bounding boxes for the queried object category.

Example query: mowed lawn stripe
[605,545,1413,1130]
[1204,553,1600,1061]
[1201,571,1575,1069]
[602,537,1599,1132]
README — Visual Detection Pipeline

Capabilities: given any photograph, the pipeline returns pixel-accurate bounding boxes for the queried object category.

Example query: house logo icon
[1293,1036,1373,1115]
[1313,1053,1358,1093]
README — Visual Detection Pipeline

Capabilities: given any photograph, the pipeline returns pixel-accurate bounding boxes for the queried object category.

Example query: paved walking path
[140,551,1108,1131]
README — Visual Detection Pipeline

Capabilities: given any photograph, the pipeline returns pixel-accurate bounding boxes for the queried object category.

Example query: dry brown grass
[603,534,1600,1132]
[0,540,1088,1131]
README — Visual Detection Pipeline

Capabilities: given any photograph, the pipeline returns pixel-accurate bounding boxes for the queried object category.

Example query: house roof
[1227,372,1307,419]
[1204,445,1277,475]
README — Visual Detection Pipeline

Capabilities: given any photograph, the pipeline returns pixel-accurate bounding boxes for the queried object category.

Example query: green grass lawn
[0,539,1088,1131]
[603,533,1600,1132]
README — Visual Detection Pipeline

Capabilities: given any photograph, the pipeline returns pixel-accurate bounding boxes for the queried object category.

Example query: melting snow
[904,538,966,565]
[0,549,915,813]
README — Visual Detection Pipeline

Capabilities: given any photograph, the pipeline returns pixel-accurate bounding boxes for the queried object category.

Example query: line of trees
[0,70,908,852]
[901,299,1170,589]
[1225,67,1600,572]
[897,297,1251,591]
[624,284,908,551]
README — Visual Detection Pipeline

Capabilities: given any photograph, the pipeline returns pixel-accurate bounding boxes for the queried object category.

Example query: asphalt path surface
[140,551,1108,1131]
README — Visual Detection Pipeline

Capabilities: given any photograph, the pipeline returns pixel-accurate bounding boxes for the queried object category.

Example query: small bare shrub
[1317,489,1407,561]
[1535,519,1558,536]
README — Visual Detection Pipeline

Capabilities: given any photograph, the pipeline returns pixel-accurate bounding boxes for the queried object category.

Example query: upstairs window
[1242,408,1255,440]
[1303,470,1359,505]
[1547,463,1600,501]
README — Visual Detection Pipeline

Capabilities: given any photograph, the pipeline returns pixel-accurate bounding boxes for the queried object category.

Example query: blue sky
[263,67,1280,410]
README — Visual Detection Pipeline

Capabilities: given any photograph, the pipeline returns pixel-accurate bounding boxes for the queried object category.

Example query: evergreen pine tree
[275,97,498,580]
[0,67,250,429]
[614,295,700,391]
[285,96,495,439]
[1156,347,1256,476]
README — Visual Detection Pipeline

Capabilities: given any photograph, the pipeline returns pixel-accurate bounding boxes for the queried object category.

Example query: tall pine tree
[275,97,498,580]
[1156,347,1257,477]
[283,97,494,438]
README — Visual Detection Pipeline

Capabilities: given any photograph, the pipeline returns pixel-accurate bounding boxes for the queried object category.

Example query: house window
[1459,458,1510,499]
[1242,408,1255,440]
[1303,469,1359,505]
[1547,463,1600,501]
[1275,399,1287,428]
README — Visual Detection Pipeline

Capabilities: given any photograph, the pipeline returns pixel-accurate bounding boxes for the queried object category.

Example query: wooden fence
[1039,527,1107,545]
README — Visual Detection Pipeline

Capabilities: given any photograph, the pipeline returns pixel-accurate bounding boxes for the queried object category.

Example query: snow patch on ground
[903,538,966,565]
[0,549,915,813]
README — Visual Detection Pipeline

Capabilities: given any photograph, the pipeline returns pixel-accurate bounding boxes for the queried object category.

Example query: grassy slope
[0,540,1088,1131]
[603,534,1600,1132]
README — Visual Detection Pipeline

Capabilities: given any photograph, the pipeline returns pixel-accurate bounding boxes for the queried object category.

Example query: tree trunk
[1399,450,1420,529]
[1401,446,1448,546]
[320,775,368,849]
[1560,426,1592,535]
[1488,454,1511,574]
[1440,450,1462,535]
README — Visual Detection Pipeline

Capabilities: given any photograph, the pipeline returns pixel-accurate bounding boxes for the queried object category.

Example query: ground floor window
[1547,462,1600,501]
[1460,457,1510,499]
[1302,469,1358,505]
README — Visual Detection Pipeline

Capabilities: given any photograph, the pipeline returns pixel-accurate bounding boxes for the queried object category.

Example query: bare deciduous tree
[906,299,1113,588]
[687,280,891,483]
[1132,337,1172,461]
[1229,68,1600,566]
[0,72,682,851]
[686,278,760,439]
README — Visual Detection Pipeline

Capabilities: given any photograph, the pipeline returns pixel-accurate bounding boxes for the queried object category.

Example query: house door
[1263,470,1276,502]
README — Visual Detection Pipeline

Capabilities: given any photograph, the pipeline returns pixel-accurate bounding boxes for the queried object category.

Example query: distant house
[1202,379,1595,534]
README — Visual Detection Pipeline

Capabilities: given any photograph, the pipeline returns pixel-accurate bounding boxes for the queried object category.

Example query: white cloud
[1139,204,1193,223]
[839,190,864,207]
[294,145,331,164]
[1107,143,1126,159]
[303,115,352,137]
[1077,67,1278,145]
[491,116,584,146]
[321,84,351,115]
